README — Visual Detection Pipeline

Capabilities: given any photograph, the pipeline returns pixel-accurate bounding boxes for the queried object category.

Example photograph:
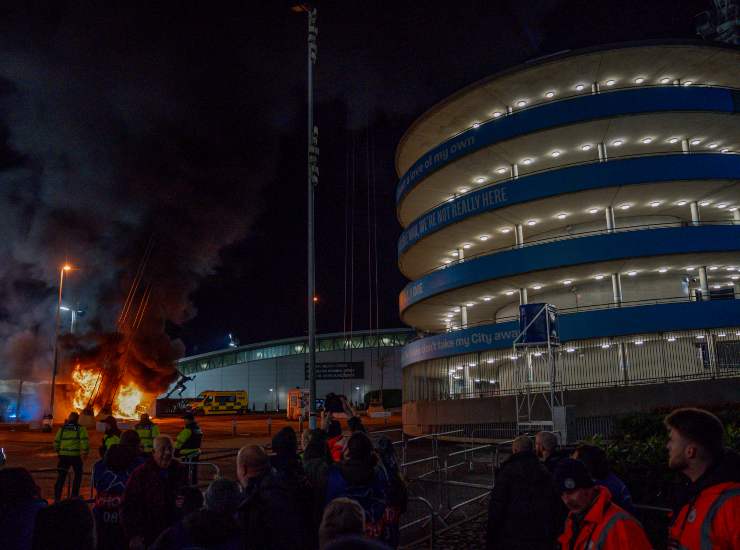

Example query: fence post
[402,432,406,476]
[429,510,436,549]
[445,457,451,510]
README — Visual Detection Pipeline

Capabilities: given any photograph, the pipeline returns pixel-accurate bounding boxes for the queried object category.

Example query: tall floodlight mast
[293,3,319,429]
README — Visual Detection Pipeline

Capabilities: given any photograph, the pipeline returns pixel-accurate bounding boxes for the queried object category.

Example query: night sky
[0,1,711,360]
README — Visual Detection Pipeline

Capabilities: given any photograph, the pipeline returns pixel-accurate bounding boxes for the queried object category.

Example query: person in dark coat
[303,429,333,530]
[151,478,242,550]
[122,435,188,549]
[93,429,146,550]
[535,430,569,473]
[237,444,314,550]
[0,467,47,550]
[486,435,562,550]
[572,443,636,514]
[32,497,95,550]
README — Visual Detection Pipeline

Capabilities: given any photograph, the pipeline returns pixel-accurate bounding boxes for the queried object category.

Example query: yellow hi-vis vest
[54,423,90,456]
[134,422,160,453]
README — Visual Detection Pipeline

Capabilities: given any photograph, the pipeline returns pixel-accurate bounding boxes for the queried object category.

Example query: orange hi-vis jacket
[667,450,740,550]
[558,485,652,550]
[668,480,740,549]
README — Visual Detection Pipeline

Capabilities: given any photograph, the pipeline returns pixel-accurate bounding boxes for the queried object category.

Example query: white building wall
[163,347,403,411]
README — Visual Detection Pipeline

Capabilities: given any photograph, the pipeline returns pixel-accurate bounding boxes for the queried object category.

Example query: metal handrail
[447,444,492,458]
[439,83,740,147]
[442,489,491,522]
[419,220,739,277]
[401,455,439,469]
[369,427,403,435]
[402,147,739,219]
[442,294,736,333]
[406,428,465,443]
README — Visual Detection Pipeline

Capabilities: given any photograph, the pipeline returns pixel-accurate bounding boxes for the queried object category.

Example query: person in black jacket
[535,430,569,474]
[486,435,561,550]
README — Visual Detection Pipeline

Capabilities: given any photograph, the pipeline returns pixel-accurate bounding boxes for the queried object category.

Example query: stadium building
[395,41,740,436]
[163,329,412,411]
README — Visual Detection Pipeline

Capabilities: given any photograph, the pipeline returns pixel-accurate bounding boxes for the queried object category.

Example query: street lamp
[44,264,73,430]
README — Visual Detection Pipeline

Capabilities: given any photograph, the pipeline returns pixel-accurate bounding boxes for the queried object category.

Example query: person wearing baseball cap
[555,458,651,549]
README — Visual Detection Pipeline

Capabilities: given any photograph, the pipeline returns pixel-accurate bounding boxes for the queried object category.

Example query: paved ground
[0,413,402,500]
[404,511,488,550]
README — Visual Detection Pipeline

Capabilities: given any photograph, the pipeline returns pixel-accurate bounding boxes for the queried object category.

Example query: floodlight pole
[302,5,319,429]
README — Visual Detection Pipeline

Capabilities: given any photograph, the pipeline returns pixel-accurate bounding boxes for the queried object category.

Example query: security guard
[555,458,651,550]
[175,412,202,484]
[99,415,121,457]
[53,411,89,501]
[134,412,160,455]
[665,408,740,549]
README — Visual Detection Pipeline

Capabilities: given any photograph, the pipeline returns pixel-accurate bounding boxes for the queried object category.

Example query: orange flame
[70,364,148,420]
[71,365,99,412]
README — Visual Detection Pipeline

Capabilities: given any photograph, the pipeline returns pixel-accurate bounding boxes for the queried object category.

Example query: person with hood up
[151,478,243,550]
[99,415,122,458]
[93,429,146,550]
[486,435,561,550]
[665,407,740,549]
[325,431,392,545]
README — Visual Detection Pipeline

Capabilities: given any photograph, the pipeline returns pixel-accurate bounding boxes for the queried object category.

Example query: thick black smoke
[0,6,272,393]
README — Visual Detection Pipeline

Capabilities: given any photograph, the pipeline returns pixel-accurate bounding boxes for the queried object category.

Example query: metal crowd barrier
[399,496,443,549]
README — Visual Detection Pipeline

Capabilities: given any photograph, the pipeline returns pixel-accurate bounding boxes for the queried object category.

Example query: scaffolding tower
[512,303,567,439]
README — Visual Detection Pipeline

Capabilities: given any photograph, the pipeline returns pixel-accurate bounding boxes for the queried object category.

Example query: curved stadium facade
[396,42,740,436]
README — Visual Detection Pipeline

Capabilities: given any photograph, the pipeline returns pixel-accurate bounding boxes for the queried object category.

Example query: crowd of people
[0,406,738,549]
[486,407,740,549]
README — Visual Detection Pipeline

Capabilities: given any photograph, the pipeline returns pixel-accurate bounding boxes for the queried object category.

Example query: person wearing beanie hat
[555,459,651,549]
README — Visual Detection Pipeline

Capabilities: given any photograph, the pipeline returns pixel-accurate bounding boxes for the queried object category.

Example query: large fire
[71,363,147,419]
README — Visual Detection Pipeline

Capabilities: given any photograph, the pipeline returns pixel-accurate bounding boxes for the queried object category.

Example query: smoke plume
[0,7,268,404]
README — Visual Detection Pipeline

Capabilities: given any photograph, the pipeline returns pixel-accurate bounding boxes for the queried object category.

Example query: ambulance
[191,390,249,415]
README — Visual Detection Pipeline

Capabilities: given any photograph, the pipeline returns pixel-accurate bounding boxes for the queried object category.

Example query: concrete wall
[402,377,740,434]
